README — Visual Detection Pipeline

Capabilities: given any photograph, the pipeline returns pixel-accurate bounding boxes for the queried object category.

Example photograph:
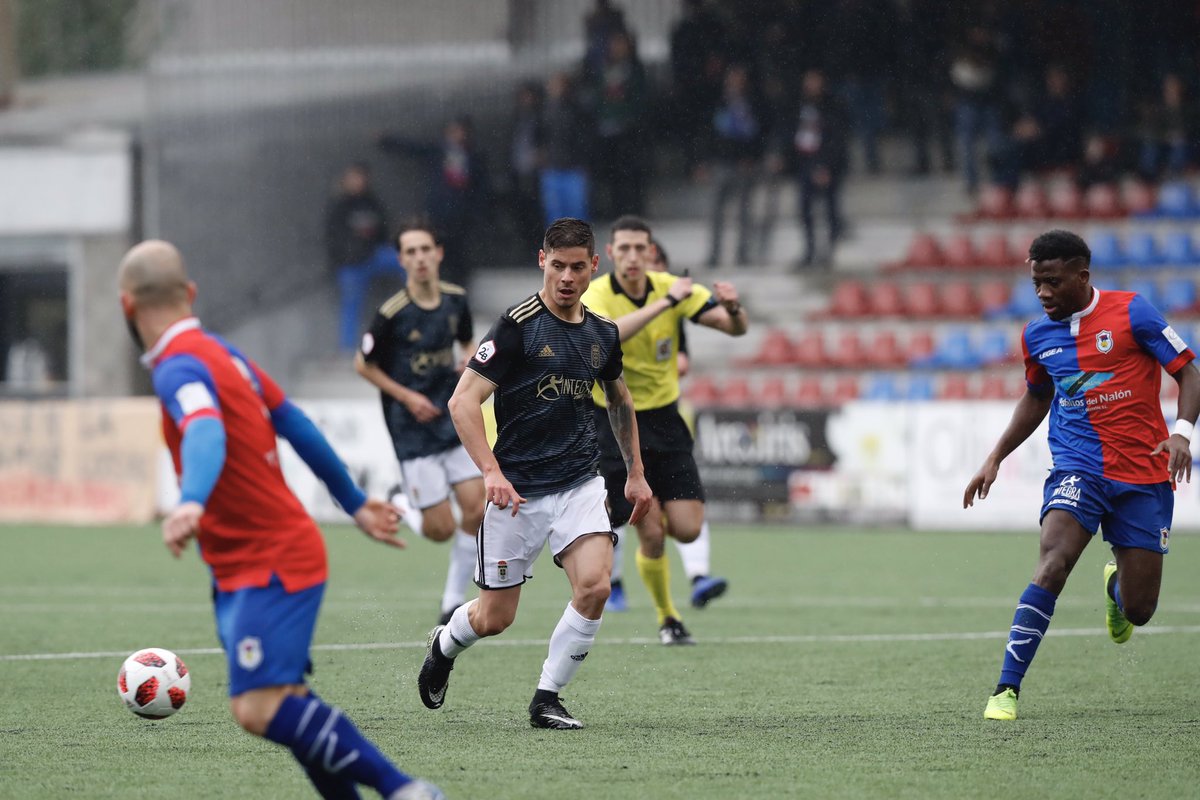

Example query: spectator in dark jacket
[792,69,849,268]
[1138,73,1196,179]
[585,30,648,216]
[324,163,404,352]
[706,63,764,266]
[508,82,545,248]
[540,72,593,225]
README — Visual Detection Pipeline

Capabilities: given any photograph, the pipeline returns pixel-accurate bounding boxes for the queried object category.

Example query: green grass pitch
[2,523,1199,799]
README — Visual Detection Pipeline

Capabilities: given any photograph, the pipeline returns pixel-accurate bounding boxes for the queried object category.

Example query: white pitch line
[4,625,1200,663]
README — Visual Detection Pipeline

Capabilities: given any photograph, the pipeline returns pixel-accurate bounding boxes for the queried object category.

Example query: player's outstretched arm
[1153,362,1200,484]
[601,377,653,524]
[697,280,748,336]
[964,389,1053,508]
[449,368,527,515]
[609,277,694,342]
[269,400,368,514]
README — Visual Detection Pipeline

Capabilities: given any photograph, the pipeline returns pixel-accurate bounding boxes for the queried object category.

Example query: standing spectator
[950,25,1005,194]
[324,163,404,353]
[587,30,648,217]
[379,117,493,284]
[902,0,955,175]
[706,63,763,266]
[990,66,1084,190]
[669,0,728,177]
[540,72,593,225]
[1138,74,1196,180]
[792,69,849,268]
[582,0,629,81]
[824,0,897,175]
[508,82,545,249]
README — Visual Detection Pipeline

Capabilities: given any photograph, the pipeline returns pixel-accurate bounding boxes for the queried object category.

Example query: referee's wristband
[724,301,742,316]
[1173,419,1194,441]
[665,294,681,307]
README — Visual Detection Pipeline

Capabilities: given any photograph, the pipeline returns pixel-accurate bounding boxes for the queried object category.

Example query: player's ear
[119,291,136,318]
[538,249,547,270]
[186,281,198,305]
[591,254,599,273]
[605,242,614,261]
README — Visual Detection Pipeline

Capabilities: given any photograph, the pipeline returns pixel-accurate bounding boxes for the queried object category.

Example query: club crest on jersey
[497,560,508,581]
[591,343,601,369]
[1160,527,1170,551]
[1096,330,1113,353]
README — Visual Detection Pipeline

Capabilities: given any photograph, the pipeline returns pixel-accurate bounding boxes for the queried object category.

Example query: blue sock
[265,694,411,798]
[1108,572,1125,612]
[998,583,1057,689]
[298,693,361,800]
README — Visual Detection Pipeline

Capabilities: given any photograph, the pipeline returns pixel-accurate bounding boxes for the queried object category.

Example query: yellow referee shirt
[582,271,713,411]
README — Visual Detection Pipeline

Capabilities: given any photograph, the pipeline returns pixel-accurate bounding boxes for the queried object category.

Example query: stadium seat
[906,373,937,401]
[1084,183,1123,219]
[1092,276,1120,293]
[976,185,1015,219]
[1162,231,1200,265]
[1014,183,1049,218]
[829,375,861,404]
[829,280,870,317]
[900,232,945,267]
[941,282,979,316]
[942,234,979,269]
[1156,182,1197,218]
[868,282,906,316]
[979,372,1018,399]
[1124,181,1156,216]
[829,331,871,368]
[719,376,753,408]
[861,373,903,401]
[1088,230,1123,269]
[791,330,829,368]
[685,375,720,407]
[1048,182,1084,218]
[795,376,825,406]
[866,330,907,368]
[978,233,1018,268]
[979,280,1013,319]
[1008,278,1044,318]
[1125,278,1161,308]
[904,282,941,316]
[1162,378,1180,402]
[760,376,788,408]
[1125,232,1162,268]
[977,327,1014,365]
[1161,277,1197,314]
[906,329,936,365]
[752,329,797,366]
[928,327,980,370]
[939,373,972,400]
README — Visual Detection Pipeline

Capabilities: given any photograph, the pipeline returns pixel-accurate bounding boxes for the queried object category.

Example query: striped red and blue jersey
[1022,289,1194,484]
[146,318,326,592]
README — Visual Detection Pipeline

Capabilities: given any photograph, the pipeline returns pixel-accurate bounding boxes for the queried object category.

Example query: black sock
[691,575,707,586]
[994,683,1020,698]
[531,688,559,706]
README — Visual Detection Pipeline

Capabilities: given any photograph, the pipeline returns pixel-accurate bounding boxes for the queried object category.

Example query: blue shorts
[213,576,324,697]
[1040,470,1173,554]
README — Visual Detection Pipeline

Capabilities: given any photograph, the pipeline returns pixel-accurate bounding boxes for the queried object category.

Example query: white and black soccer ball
[117,647,191,719]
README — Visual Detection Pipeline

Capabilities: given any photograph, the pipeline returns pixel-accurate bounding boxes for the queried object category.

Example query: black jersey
[361,283,473,461]
[467,293,623,497]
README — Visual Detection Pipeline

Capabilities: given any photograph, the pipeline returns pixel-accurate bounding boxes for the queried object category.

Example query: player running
[582,215,748,645]
[119,240,442,799]
[418,217,652,730]
[964,229,1200,721]
[355,219,484,625]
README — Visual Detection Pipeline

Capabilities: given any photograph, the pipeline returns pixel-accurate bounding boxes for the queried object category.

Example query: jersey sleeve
[456,297,474,343]
[152,354,222,431]
[360,310,395,366]
[1021,324,1053,394]
[212,334,287,410]
[1129,293,1195,373]
[598,327,624,382]
[467,314,523,385]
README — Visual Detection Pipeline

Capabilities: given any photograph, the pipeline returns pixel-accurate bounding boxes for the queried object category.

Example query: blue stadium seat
[1156,182,1197,218]
[1092,277,1120,293]
[1125,232,1162,268]
[1126,278,1161,308]
[1161,277,1197,314]
[906,373,937,401]
[1088,230,1123,269]
[861,373,904,401]
[977,328,1013,366]
[1008,278,1044,318]
[930,327,981,370]
[1162,231,1200,265]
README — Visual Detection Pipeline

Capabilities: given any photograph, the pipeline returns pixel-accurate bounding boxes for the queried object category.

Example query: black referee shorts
[593,403,705,528]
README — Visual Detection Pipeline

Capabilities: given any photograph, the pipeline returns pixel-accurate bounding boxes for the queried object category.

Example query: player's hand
[712,281,740,309]
[963,460,1000,508]
[162,501,204,558]
[1152,434,1193,484]
[485,471,527,517]
[405,391,442,423]
[353,497,407,548]
[624,471,653,525]
[667,277,694,303]
[676,351,690,377]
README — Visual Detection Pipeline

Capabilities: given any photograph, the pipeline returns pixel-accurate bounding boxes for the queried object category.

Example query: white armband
[1173,419,1194,441]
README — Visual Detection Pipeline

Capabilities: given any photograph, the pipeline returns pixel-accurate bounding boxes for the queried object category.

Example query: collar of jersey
[1064,288,1100,336]
[610,272,652,307]
[141,316,201,369]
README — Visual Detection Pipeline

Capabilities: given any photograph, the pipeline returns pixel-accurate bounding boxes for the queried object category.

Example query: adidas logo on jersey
[408,329,422,342]
[537,344,555,358]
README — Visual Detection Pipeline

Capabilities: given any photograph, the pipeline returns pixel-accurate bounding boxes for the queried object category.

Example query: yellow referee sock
[636,549,681,625]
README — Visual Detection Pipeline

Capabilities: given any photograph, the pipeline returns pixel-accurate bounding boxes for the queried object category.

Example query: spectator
[324,163,404,353]
[901,0,955,175]
[378,117,493,284]
[583,0,629,81]
[950,25,1004,194]
[706,63,763,266]
[508,82,545,248]
[1138,74,1195,180]
[824,0,897,175]
[540,72,593,225]
[792,69,849,268]
[669,0,729,176]
[1076,133,1123,190]
[990,66,1084,190]
[586,30,649,217]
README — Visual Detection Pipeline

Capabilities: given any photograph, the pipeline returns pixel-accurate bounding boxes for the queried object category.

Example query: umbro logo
[537,344,556,358]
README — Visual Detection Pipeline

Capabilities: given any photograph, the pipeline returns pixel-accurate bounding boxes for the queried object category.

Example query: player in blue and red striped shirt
[964,229,1200,721]
[119,240,442,799]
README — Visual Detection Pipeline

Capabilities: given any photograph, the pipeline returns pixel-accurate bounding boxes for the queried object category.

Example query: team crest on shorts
[497,560,508,581]
[236,636,263,670]
[591,343,601,369]
[1096,330,1113,353]
[1160,527,1170,551]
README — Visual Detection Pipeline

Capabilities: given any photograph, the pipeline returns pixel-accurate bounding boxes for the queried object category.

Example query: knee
[229,697,271,737]
[573,577,611,615]
[670,523,701,544]
[460,510,483,536]
[472,604,515,637]
[422,519,454,542]
[1124,599,1157,627]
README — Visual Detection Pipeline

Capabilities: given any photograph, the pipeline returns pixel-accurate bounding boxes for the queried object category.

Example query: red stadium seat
[978,233,1018,268]
[685,375,721,407]
[795,376,825,406]
[976,185,1015,219]
[942,234,979,269]
[760,376,788,408]
[1014,183,1048,218]
[1123,181,1156,216]
[865,330,906,368]
[977,373,1008,400]
[791,330,829,368]
[1048,182,1084,218]
[752,329,796,366]
[978,280,1012,317]
[829,331,871,368]
[868,282,905,316]
[1085,183,1123,219]
[901,233,945,267]
[904,282,941,316]
[829,375,861,404]
[719,376,753,408]
[907,329,936,364]
[940,374,972,400]
[941,282,979,316]
[828,280,869,317]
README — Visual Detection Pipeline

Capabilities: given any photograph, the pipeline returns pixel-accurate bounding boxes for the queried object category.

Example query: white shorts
[476,476,613,590]
[398,445,482,510]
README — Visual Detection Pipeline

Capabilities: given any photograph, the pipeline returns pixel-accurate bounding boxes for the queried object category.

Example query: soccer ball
[117,647,191,719]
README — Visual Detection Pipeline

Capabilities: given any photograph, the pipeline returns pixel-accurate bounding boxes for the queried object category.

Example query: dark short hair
[1029,229,1091,266]
[611,215,652,239]
[651,238,670,267]
[544,217,595,256]
[396,215,440,246]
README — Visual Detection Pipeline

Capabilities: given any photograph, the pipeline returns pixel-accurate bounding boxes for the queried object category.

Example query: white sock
[674,521,711,581]
[392,492,423,535]
[439,599,481,658]
[537,602,602,692]
[441,530,477,614]
[610,526,626,583]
